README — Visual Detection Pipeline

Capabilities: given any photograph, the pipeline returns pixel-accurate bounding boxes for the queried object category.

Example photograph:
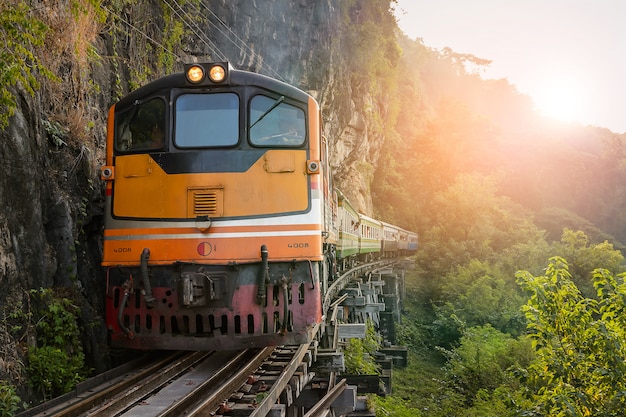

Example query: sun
[533,76,586,124]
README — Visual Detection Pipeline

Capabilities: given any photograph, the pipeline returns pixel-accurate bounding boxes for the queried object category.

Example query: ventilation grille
[188,188,223,217]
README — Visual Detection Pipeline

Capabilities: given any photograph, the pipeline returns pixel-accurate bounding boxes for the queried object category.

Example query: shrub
[26,289,88,399]
[440,324,533,401]
[0,382,21,417]
[517,257,626,415]
[370,394,422,417]
[27,346,84,400]
[344,320,382,375]
[31,289,82,350]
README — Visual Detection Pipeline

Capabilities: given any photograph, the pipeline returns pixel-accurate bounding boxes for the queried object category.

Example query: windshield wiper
[250,96,285,129]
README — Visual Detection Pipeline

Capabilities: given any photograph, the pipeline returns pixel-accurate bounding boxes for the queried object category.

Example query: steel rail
[165,347,274,417]
[18,351,206,417]
[82,351,210,416]
[302,378,347,417]
[248,341,314,417]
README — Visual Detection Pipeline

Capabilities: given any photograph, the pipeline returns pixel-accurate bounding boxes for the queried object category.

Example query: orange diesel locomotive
[102,63,334,350]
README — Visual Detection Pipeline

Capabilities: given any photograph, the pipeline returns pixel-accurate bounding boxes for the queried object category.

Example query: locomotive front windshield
[114,90,306,152]
[115,97,166,151]
[175,93,239,147]
[250,95,306,146]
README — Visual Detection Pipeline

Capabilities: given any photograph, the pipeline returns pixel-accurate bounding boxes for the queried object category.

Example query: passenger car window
[175,93,239,147]
[249,95,306,146]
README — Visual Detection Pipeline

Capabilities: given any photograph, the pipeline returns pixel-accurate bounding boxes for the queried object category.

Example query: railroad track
[18,260,409,417]
[17,344,316,417]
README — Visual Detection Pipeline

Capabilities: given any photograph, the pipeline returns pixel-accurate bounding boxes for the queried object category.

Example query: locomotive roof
[115,63,312,109]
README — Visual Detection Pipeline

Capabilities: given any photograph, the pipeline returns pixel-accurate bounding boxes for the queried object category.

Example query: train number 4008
[288,242,309,248]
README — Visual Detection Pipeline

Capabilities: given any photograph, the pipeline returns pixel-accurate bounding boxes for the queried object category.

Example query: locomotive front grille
[188,187,223,217]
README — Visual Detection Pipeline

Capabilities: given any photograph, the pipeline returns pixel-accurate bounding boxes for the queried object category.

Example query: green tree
[552,229,625,297]
[432,260,526,346]
[440,325,533,403]
[416,174,541,278]
[535,207,622,247]
[516,257,626,416]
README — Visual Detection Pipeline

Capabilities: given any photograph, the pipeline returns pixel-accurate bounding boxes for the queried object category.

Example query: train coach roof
[115,64,313,108]
[359,213,382,227]
[380,221,399,230]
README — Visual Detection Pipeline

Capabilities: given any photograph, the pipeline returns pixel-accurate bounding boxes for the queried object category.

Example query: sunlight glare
[533,76,586,124]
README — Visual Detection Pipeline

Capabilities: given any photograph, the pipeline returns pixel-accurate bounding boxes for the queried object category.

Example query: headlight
[186,65,205,83]
[209,64,226,82]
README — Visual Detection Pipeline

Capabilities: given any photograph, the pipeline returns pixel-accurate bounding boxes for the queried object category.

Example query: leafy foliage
[31,289,82,350]
[432,260,526,346]
[517,257,626,415]
[389,350,467,417]
[415,174,542,279]
[439,325,533,401]
[344,320,382,375]
[341,0,400,91]
[396,226,626,415]
[0,2,55,129]
[26,289,88,399]
[551,229,625,297]
[27,346,84,400]
[0,382,21,417]
[370,394,423,417]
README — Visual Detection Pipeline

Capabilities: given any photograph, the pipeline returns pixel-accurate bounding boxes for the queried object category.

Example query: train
[101,62,417,351]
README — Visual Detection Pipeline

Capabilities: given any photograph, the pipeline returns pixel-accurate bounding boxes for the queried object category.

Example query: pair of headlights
[185,63,227,84]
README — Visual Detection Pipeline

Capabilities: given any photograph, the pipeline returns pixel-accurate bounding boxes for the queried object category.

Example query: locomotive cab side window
[115,97,166,152]
[175,93,239,148]
[249,95,306,147]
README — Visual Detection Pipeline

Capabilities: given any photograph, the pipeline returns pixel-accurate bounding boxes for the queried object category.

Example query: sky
[393,0,626,133]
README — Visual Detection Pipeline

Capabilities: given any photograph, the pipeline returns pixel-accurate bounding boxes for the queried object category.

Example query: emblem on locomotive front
[197,242,212,256]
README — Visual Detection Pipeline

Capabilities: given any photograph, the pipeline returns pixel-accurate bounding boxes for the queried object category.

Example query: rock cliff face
[0,0,392,388]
